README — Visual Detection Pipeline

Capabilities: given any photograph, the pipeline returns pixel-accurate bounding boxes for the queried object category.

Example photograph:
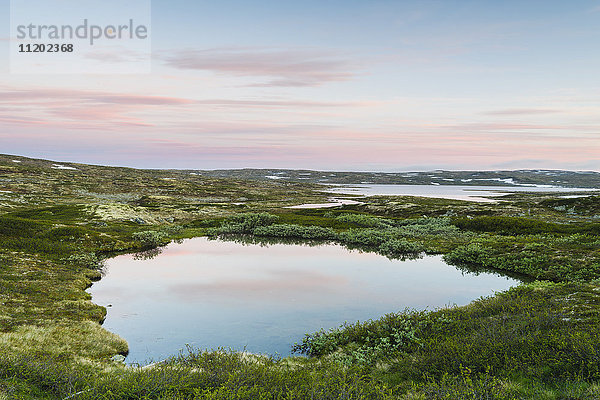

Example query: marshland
[1,154,600,399]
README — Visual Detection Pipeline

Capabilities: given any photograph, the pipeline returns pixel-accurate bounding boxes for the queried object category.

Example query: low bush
[338,229,390,247]
[379,239,424,256]
[212,213,279,234]
[132,230,169,248]
[253,224,337,240]
[334,213,395,229]
[64,252,104,270]
[443,236,600,282]
[293,312,437,365]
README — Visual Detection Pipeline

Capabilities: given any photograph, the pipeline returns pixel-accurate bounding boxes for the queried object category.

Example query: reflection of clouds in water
[89,237,520,363]
[168,268,349,301]
[91,285,129,300]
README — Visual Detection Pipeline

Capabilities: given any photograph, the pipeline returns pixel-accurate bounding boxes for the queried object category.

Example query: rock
[111,354,126,363]
[131,217,146,224]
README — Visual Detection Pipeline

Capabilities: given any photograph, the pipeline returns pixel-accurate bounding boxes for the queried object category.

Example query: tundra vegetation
[0,154,600,399]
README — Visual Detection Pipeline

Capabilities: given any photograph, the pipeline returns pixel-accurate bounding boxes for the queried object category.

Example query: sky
[0,0,599,171]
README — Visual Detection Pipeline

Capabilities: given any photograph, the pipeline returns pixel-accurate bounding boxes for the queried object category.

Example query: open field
[1,154,600,399]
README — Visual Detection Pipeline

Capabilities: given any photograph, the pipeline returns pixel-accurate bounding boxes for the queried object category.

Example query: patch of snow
[442,178,455,181]
[11,160,21,163]
[265,175,283,180]
[0,190,12,193]
[480,178,518,185]
[51,164,78,170]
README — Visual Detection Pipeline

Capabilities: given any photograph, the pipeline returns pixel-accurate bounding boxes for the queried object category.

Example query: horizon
[1,1,599,171]
[4,152,600,174]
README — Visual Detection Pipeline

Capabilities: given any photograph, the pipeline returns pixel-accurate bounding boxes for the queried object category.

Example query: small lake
[324,184,597,202]
[89,237,519,365]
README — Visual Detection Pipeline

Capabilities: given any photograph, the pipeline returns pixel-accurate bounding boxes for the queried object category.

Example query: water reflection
[133,247,163,260]
[90,237,519,365]
[324,184,597,203]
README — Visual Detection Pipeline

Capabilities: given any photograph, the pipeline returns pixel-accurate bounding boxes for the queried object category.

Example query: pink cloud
[0,88,193,106]
[447,122,566,131]
[1,121,598,171]
[483,108,560,116]
[194,99,358,108]
[0,86,369,132]
[160,47,359,87]
[0,87,196,130]
[169,269,348,301]
[0,115,51,126]
[0,86,597,171]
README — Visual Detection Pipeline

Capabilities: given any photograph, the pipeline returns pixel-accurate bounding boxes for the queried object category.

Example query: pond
[88,237,519,365]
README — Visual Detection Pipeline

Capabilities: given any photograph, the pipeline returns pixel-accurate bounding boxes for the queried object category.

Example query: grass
[294,282,600,397]
[1,154,600,398]
[0,321,127,361]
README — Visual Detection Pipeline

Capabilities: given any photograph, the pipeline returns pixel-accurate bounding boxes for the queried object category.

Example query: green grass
[453,215,600,235]
[295,282,600,394]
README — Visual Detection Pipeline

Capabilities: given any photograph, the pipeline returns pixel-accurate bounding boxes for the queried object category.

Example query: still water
[324,184,596,202]
[89,237,519,364]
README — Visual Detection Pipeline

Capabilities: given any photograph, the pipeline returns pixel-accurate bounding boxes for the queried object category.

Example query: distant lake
[89,238,519,365]
[324,184,597,203]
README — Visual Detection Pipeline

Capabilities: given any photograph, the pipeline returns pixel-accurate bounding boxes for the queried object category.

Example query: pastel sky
[1,0,599,171]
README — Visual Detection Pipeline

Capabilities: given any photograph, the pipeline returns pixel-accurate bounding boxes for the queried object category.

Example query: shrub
[64,252,104,270]
[213,213,278,234]
[293,312,438,365]
[338,229,390,247]
[132,230,169,248]
[254,224,337,240]
[334,213,394,229]
[443,243,490,267]
[379,239,424,256]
